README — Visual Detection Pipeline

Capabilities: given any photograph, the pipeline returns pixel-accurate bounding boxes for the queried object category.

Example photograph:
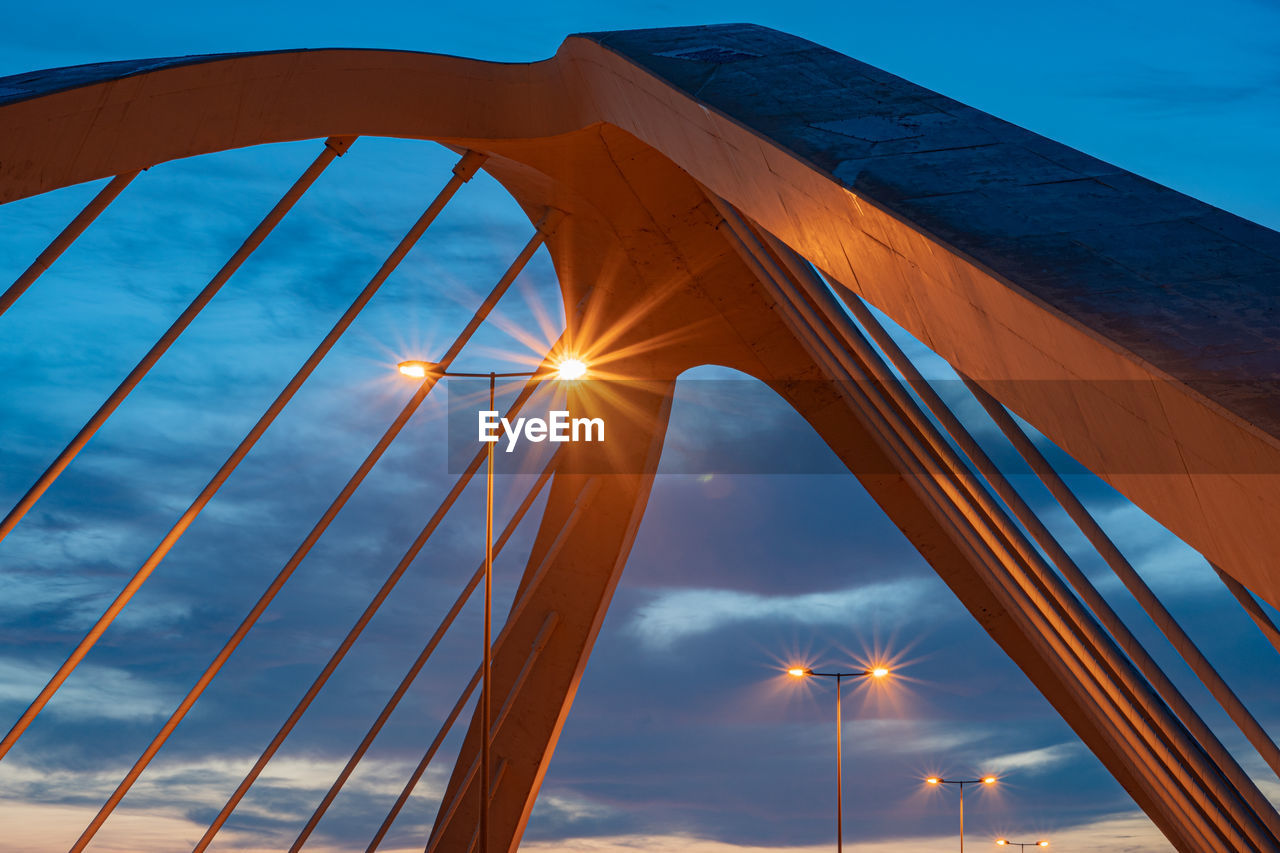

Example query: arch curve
[3,23,1279,853]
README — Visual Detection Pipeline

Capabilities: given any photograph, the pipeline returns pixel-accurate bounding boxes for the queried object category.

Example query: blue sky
[1,1,1279,852]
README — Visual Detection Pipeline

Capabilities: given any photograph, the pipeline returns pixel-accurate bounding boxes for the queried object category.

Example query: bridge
[1,23,1279,853]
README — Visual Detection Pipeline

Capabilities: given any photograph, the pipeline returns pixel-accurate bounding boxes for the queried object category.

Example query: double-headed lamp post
[996,839,1049,850]
[396,356,588,853]
[787,666,891,853]
[925,775,998,853]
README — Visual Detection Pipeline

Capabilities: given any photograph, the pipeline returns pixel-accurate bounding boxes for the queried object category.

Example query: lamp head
[995,841,1009,847]
[982,776,997,785]
[1037,843,1049,848]
[555,358,588,381]
[787,667,811,678]
[397,360,435,379]
[926,777,941,785]
[869,667,890,678]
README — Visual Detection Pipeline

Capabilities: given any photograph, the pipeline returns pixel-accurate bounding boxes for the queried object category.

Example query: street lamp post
[995,839,1049,850]
[787,666,890,853]
[397,356,587,853]
[925,776,998,853]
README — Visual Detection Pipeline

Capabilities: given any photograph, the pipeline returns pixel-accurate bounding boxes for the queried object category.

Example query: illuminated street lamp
[995,839,1049,850]
[787,665,891,853]
[396,355,587,853]
[925,775,998,853]
[396,357,588,382]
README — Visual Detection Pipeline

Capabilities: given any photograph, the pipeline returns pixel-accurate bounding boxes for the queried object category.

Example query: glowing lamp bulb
[926,777,941,785]
[397,360,431,379]
[556,358,588,380]
[996,842,1009,847]
[1037,843,1049,848]
[787,667,810,677]
[982,776,997,785]
[870,667,890,678]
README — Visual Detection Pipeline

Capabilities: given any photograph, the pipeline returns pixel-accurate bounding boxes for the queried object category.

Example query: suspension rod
[424,612,560,853]
[743,226,1266,850]
[814,259,1280,840]
[710,201,1263,851]
[385,478,599,853]
[0,170,141,318]
[962,374,1280,784]
[366,670,480,853]
[192,409,519,853]
[1214,564,1280,657]
[0,149,485,764]
[67,218,555,853]
[900,442,1230,853]
[0,137,353,553]
[462,759,511,853]
[287,460,557,853]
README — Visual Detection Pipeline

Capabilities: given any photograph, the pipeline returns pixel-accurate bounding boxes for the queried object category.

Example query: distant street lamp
[397,356,587,853]
[925,775,998,853]
[787,665,891,853]
[996,839,1049,850]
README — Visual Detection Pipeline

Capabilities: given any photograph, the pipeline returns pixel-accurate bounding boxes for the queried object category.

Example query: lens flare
[556,358,588,380]
[397,360,431,379]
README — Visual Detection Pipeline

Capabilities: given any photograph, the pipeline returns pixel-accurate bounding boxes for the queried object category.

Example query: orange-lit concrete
[0,31,1275,614]
[2,24,1278,853]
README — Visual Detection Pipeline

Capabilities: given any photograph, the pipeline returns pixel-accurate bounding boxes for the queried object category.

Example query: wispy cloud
[0,753,452,844]
[628,578,938,650]
[0,659,175,721]
[520,810,1174,851]
[985,742,1081,775]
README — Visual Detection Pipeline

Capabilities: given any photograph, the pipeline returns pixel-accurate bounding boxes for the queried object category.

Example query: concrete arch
[4,27,1276,613]
[3,23,1279,853]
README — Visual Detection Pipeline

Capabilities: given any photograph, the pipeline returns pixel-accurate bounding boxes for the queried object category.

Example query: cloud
[0,19,1268,853]
[0,659,175,721]
[537,792,617,823]
[0,797,432,853]
[0,752,453,846]
[520,809,1174,851]
[0,800,1174,853]
[627,578,937,651]
[985,742,1082,775]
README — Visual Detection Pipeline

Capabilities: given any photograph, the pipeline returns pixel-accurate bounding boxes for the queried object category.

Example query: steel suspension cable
[191,416,554,852]
[368,670,479,853]
[0,149,486,763]
[287,458,557,852]
[371,477,599,853]
[753,232,1267,850]
[1213,564,1280,658]
[67,216,556,853]
[961,374,1280,784]
[0,137,353,553]
[423,613,562,853]
[710,201,1263,851]
[0,170,141,318]
[815,260,1280,839]
[793,288,1258,849]
[421,480,599,853]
